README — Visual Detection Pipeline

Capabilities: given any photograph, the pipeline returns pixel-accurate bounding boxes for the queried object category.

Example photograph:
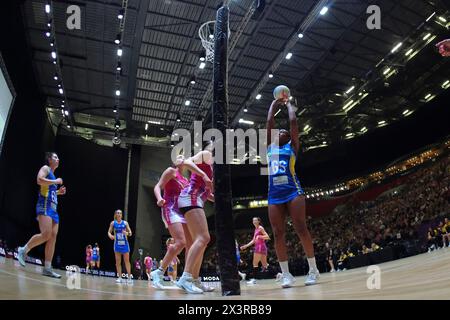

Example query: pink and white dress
[161,170,189,227]
[178,163,212,211]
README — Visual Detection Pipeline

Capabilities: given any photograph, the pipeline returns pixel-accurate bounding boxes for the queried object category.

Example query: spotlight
[115,120,121,129]
[116,61,122,71]
[53,74,58,81]
[118,8,125,20]
[117,48,123,56]
[51,51,56,59]
[45,2,51,14]
[320,6,328,15]
[176,114,181,122]
[269,73,274,78]
[115,34,121,45]
[112,133,121,145]
[189,77,196,85]
[115,90,120,96]
[45,31,51,38]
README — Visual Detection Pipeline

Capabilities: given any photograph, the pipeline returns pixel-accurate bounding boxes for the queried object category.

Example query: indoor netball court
[1,0,450,305]
[1,250,450,300]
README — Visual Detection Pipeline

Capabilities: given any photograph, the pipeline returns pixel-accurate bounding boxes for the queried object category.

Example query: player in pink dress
[144,255,152,281]
[176,142,216,294]
[151,154,212,289]
[85,245,93,275]
[240,217,271,284]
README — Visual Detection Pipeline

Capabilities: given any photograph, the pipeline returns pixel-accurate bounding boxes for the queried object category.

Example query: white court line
[0,267,185,298]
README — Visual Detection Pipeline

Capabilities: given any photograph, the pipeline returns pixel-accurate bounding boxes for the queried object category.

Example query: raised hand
[203,176,213,191]
[436,39,450,57]
[58,186,66,195]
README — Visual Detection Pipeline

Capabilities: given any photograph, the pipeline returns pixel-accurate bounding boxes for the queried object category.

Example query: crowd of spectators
[201,155,450,276]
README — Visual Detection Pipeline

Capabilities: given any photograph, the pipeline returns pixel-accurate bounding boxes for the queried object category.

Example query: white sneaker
[305,270,319,286]
[17,247,26,267]
[238,271,246,281]
[127,278,134,285]
[42,268,62,278]
[281,273,295,288]
[176,276,203,294]
[115,278,123,284]
[193,279,215,292]
[330,269,335,273]
[151,269,165,289]
[275,273,283,282]
[246,278,256,285]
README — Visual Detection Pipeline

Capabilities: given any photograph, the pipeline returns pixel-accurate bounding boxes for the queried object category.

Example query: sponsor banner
[201,275,221,282]
[65,265,117,278]
[12,251,43,265]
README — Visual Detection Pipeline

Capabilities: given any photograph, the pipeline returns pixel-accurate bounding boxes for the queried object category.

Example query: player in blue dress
[266,99,319,288]
[235,240,246,281]
[108,209,133,284]
[92,243,100,272]
[17,152,66,278]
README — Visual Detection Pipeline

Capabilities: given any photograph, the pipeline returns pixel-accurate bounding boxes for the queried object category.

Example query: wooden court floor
[1,249,450,300]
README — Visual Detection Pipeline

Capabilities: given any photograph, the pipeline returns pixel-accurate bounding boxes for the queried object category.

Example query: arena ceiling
[22,0,450,150]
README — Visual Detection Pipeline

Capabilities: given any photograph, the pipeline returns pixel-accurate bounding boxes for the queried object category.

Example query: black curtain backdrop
[54,135,129,270]
[0,1,56,249]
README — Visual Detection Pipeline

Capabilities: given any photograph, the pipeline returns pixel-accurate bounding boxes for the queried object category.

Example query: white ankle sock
[279,261,289,275]
[23,245,29,254]
[307,257,318,272]
[182,272,192,279]
[45,261,52,269]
